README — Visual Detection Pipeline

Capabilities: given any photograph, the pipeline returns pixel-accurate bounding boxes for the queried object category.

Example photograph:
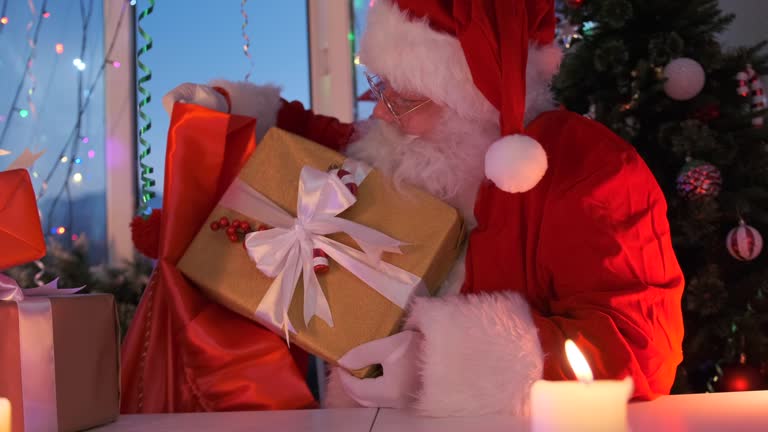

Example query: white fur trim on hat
[404,292,544,416]
[485,134,547,193]
[359,0,562,124]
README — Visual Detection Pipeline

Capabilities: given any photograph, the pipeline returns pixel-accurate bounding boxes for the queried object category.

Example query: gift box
[0,287,120,432]
[0,169,46,270]
[178,127,465,377]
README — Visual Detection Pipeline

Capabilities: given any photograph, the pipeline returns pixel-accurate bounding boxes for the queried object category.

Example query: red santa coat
[123,82,684,416]
[471,109,685,391]
[397,109,685,416]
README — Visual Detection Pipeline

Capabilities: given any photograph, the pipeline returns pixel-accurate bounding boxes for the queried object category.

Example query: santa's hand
[161,83,229,116]
[337,330,422,409]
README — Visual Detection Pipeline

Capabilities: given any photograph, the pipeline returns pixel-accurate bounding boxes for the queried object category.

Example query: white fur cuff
[323,366,364,409]
[404,291,544,417]
[208,80,283,142]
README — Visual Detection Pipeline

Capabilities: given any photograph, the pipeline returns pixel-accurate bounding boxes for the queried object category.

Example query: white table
[91,408,377,432]
[94,390,768,431]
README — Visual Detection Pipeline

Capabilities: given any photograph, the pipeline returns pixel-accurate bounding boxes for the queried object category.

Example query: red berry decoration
[676,160,722,200]
[566,0,584,8]
[211,214,262,247]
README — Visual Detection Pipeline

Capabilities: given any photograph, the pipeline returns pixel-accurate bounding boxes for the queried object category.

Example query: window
[352,0,374,121]
[138,1,311,212]
[0,0,108,262]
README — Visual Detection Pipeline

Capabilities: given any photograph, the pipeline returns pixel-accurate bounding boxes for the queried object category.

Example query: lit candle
[530,339,634,432]
[0,398,10,432]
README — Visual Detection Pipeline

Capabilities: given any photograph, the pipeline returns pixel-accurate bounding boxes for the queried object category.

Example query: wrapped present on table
[178,128,465,378]
[0,277,120,432]
[0,169,45,270]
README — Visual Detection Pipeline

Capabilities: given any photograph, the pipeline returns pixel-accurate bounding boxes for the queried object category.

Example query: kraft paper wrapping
[0,294,120,432]
[178,128,465,377]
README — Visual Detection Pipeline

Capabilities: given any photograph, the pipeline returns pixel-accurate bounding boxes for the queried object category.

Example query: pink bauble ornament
[726,221,763,261]
[676,160,721,199]
[664,58,706,101]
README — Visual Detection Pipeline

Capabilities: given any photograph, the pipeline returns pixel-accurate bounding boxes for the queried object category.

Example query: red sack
[120,104,316,413]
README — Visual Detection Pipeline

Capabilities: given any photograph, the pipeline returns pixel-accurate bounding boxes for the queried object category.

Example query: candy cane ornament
[736,64,766,128]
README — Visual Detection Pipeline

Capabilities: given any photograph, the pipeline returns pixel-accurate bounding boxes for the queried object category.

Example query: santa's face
[346,104,500,227]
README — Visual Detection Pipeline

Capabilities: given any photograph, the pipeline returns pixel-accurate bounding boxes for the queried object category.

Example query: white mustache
[347,113,499,226]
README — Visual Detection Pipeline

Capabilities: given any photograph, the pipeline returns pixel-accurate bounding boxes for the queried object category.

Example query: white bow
[219,163,423,337]
[0,274,83,301]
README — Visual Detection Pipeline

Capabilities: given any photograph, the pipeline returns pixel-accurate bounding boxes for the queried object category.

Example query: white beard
[345,110,499,228]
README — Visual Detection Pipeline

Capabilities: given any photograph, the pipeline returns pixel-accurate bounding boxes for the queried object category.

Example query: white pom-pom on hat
[484,134,547,193]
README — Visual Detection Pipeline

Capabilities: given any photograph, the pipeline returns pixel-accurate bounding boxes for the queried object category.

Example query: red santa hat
[359,0,561,193]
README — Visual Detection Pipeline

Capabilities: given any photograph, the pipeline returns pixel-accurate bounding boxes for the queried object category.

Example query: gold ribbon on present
[218,160,424,342]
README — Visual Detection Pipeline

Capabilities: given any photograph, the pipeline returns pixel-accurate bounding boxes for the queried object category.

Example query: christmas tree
[553,0,768,393]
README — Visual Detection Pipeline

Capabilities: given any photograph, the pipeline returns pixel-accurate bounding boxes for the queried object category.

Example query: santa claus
[122,0,684,417]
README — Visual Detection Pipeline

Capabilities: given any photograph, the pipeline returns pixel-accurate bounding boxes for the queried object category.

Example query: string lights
[22,0,129,240]
[5,0,145,241]
[0,0,49,146]
[72,57,87,71]
[0,0,8,30]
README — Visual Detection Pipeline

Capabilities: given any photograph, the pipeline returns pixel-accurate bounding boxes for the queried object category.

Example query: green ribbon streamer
[137,0,155,215]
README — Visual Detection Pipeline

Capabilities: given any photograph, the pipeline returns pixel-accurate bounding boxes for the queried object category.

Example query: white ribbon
[0,274,83,301]
[218,161,423,338]
[1,273,84,432]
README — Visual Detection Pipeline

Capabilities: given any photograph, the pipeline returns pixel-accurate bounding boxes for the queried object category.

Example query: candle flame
[565,339,594,382]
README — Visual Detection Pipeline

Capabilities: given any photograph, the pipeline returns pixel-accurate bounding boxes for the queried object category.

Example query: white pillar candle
[530,340,634,432]
[0,398,10,432]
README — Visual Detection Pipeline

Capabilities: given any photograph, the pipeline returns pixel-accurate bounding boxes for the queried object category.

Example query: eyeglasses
[365,72,431,123]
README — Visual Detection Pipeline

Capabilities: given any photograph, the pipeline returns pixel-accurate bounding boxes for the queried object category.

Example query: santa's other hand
[337,330,422,409]
[161,83,229,116]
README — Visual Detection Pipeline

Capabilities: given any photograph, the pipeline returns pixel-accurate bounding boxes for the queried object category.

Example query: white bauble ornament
[663,58,706,101]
